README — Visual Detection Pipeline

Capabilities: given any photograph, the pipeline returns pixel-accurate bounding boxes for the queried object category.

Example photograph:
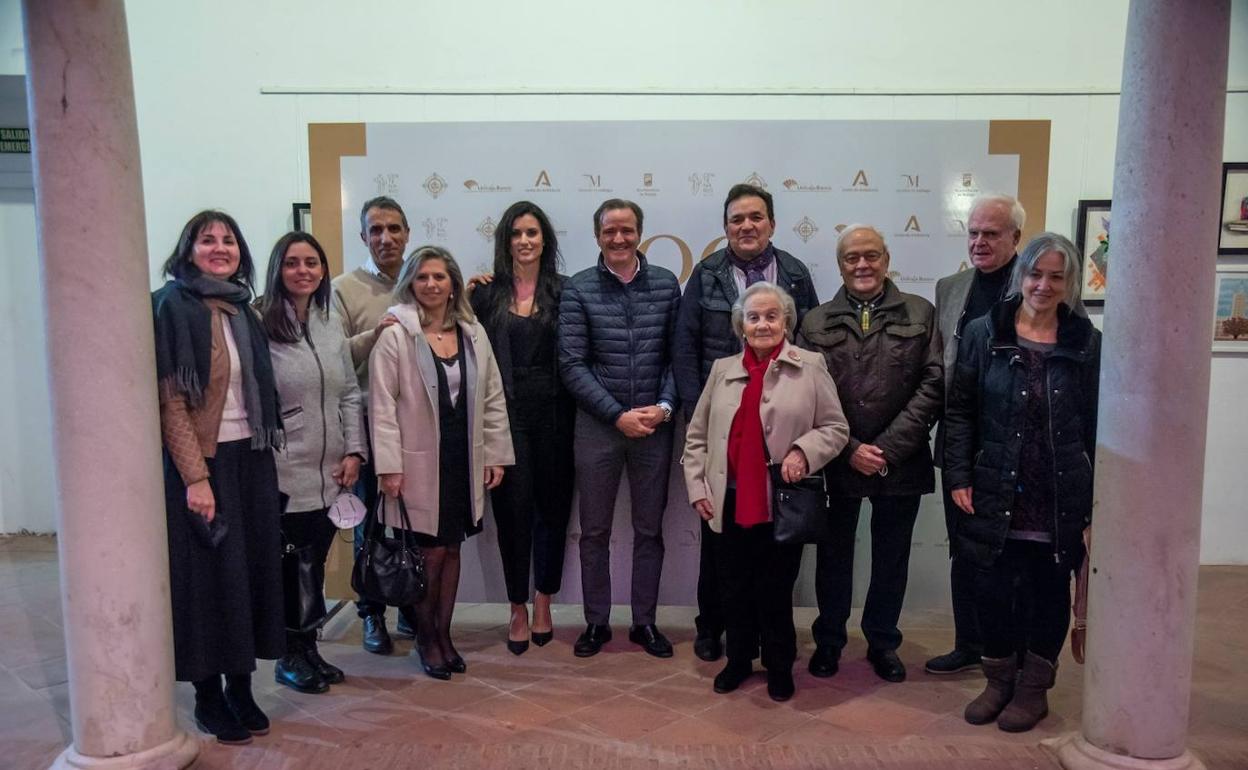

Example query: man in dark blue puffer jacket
[559,198,681,660]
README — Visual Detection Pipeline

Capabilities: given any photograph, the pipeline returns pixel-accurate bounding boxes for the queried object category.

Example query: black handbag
[765,446,832,545]
[282,540,328,633]
[351,495,427,607]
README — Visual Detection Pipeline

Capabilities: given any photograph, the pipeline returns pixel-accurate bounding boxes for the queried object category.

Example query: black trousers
[813,494,920,652]
[281,508,337,639]
[491,418,575,604]
[943,484,983,653]
[695,519,725,637]
[975,538,1072,664]
[715,497,804,672]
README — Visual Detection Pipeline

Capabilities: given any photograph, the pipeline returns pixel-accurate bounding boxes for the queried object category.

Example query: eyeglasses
[842,251,884,266]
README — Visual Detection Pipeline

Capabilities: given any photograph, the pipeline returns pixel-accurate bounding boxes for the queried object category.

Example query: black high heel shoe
[530,630,553,647]
[507,638,530,655]
[415,648,451,680]
[446,651,467,673]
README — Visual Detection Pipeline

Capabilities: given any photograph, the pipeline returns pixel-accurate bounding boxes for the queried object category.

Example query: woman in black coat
[469,201,576,654]
[944,232,1100,734]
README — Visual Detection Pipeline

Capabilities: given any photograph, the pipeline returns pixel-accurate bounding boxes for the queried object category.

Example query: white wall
[3,1,1246,565]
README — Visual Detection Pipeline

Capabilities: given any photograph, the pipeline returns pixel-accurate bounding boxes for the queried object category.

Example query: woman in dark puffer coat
[944,232,1100,734]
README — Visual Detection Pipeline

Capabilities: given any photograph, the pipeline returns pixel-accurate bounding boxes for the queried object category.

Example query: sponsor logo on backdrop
[578,173,614,193]
[834,223,848,233]
[476,217,497,242]
[896,214,930,238]
[897,174,931,193]
[374,173,400,195]
[689,173,714,196]
[946,218,968,236]
[422,173,448,198]
[637,172,660,197]
[844,170,877,193]
[782,178,834,193]
[793,216,819,243]
[744,172,767,188]
[527,170,560,193]
[895,273,939,284]
[422,217,448,241]
[953,172,980,198]
[463,179,513,193]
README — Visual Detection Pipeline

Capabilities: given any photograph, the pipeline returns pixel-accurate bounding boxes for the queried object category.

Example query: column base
[51,730,199,770]
[1045,734,1205,770]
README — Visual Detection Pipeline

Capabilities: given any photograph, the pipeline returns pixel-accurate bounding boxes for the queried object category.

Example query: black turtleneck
[960,255,1017,334]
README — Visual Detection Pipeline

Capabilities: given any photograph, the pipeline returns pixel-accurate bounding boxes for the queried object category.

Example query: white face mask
[327,491,368,529]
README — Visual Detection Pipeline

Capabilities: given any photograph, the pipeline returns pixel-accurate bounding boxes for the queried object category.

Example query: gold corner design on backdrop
[309,123,367,278]
[988,120,1051,245]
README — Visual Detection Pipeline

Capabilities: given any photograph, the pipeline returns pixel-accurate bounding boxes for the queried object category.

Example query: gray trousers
[574,410,673,626]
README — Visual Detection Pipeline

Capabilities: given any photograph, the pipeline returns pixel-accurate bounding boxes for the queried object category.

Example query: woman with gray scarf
[152,210,285,746]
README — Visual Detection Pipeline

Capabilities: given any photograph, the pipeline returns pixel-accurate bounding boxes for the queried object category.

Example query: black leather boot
[274,635,329,694]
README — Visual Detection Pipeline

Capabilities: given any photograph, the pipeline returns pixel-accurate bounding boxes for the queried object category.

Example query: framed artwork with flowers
[1075,199,1111,306]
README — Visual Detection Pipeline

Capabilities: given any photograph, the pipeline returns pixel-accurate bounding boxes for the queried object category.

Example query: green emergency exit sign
[1,128,31,154]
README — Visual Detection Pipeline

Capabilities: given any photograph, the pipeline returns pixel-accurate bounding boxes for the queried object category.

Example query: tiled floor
[2,534,1246,769]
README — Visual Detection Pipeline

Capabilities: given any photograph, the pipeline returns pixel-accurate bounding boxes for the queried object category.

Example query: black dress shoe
[195,696,252,745]
[628,624,674,658]
[507,638,530,656]
[712,662,752,694]
[573,624,612,657]
[531,630,554,647]
[275,653,329,694]
[305,643,345,685]
[766,669,795,702]
[924,647,982,675]
[415,648,452,680]
[224,685,271,735]
[808,646,840,678]
[362,614,393,655]
[693,631,723,662]
[867,648,907,683]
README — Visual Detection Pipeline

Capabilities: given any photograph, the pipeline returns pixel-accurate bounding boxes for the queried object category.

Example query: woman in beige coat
[370,245,514,680]
[682,282,849,701]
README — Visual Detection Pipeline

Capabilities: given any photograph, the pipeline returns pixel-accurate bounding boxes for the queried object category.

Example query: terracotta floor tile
[696,694,816,742]
[631,671,722,716]
[636,712,755,745]
[507,670,625,715]
[568,692,683,741]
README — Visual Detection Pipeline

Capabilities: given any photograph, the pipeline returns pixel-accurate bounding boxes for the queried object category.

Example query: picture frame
[292,202,311,233]
[1218,163,1248,255]
[1074,199,1111,306]
[1213,265,1248,353]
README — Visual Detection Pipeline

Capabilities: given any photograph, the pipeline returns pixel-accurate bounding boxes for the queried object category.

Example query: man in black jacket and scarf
[672,183,818,661]
[798,224,941,682]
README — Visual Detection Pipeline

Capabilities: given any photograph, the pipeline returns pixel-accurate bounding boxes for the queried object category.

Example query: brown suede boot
[963,655,1017,725]
[997,651,1056,732]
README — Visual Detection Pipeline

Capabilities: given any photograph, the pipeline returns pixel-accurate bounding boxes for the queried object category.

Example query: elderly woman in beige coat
[370,245,514,680]
[683,281,849,702]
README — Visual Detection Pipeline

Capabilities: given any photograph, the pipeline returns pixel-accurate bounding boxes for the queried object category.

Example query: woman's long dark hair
[478,201,563,330]
[256,231,332,343]
[161,209,256,290]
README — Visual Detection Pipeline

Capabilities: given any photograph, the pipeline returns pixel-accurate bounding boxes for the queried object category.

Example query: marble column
[22,1,198,767]
[1051,1,1230,769]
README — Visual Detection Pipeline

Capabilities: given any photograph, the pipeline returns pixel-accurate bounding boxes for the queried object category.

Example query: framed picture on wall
[1219,163,1248,255]
[1213,266,1248,353]
[1075,199,1111,305]
[292,202,311,233]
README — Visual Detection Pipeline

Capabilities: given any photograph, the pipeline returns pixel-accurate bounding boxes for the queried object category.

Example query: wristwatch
[659,402,673,423]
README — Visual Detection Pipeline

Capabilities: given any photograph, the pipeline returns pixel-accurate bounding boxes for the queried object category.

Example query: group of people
[153,186,1100,745]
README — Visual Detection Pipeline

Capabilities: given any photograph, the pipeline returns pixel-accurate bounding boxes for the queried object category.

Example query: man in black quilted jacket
[558,198,682,659]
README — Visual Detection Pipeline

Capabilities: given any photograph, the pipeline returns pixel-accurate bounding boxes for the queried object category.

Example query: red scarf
[727,343,782,528]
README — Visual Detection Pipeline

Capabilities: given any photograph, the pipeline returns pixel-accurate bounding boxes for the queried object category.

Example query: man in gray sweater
[330,195,409,655]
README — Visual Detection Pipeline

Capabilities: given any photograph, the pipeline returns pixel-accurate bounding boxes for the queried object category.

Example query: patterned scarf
[727,243,776,287]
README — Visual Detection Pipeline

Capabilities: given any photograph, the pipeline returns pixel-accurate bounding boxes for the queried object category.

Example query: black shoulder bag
[351,494,428,607]
[765,445,833,545]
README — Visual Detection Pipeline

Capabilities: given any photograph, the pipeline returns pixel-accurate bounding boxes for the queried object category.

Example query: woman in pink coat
[369,245,514,679]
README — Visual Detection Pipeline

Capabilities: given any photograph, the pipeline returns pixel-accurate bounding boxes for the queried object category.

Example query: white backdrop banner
[338,120,1020,609]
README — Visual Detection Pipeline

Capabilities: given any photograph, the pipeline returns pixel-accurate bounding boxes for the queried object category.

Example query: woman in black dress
[470,201,576,654]
[152,210,285,745]
[370,246,513,679]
